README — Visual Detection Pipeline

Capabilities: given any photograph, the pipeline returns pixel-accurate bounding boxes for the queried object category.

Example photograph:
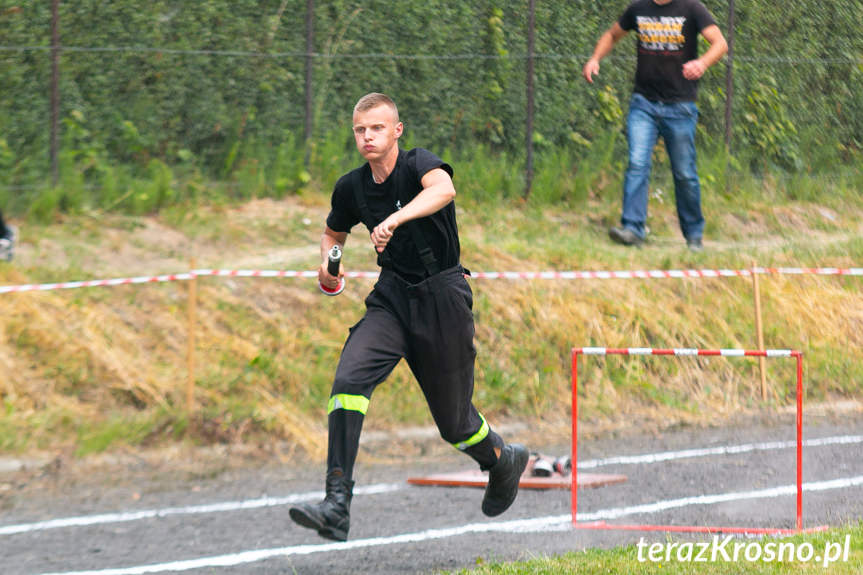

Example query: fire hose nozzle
[319,244,345,296]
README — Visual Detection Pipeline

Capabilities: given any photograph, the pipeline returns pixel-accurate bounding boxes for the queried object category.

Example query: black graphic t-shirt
[326,148,459,283]
[619,0,717,102]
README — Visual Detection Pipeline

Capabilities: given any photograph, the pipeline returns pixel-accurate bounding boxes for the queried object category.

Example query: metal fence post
[523,0,535,200]
[304,0,314,168]
[50,0,61,187]
[724,0,735,194]
[186,259,198,412]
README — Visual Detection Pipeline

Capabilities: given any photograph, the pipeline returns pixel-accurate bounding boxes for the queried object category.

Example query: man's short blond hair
[354,93,399,122]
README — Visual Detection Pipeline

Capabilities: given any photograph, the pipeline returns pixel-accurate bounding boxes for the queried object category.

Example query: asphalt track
[2,416,862,575]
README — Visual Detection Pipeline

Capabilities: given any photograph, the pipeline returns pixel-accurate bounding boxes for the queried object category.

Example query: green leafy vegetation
[1,1,861,212]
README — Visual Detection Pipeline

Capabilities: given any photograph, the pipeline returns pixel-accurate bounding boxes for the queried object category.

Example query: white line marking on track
[3,435,861,537]
[0,483,402,536]
[32,474,863,575]
[578,434,863,469]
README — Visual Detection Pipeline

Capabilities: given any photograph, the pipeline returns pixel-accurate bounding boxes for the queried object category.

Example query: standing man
[583,0,727,251]
[289,93,528,542]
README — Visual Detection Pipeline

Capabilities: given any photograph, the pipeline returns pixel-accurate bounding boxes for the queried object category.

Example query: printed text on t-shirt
[636,16,686,52]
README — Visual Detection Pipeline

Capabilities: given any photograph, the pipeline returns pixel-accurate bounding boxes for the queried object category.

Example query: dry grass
[0,196,861,459]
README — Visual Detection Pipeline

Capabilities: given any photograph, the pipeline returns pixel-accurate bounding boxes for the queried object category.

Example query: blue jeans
[620,93,704,241]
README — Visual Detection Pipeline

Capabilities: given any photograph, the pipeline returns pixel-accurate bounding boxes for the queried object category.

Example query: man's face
[352,104,402,161]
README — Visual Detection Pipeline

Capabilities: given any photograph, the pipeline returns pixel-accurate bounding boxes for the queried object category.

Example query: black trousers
[327,265,503,479]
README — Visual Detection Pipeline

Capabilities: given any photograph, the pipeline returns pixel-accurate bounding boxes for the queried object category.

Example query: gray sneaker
[0,226,14,262]
[608,226,644,246]
[686,237,703,252]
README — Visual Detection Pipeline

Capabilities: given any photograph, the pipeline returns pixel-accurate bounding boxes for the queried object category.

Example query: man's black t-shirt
[326,148,459,284]
[619,0,717,102]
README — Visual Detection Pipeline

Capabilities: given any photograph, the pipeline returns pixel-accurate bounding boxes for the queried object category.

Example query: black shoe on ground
[289,471,354,541]
[608,226,644,247]
[686,237,703,252]
[482,443,529,517]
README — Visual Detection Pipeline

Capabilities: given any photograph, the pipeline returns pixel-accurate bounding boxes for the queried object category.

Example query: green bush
[0,0,859,214]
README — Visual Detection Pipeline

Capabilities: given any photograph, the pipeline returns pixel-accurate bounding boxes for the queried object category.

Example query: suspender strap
[412,234,440,276]
[403,208,441,276]
[400,151,440,276]
[350,168,372,225]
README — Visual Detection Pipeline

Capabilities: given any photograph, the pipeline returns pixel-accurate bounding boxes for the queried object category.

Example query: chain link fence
[1,0,861,204]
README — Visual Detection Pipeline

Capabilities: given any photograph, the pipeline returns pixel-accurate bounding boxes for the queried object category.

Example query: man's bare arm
[583,23,628,83]
[682,25,728,80]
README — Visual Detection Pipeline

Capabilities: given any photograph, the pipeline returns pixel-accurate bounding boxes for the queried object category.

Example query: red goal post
[570,347,821,535]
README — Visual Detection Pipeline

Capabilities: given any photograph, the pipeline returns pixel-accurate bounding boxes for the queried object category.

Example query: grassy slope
[0,172,861,457]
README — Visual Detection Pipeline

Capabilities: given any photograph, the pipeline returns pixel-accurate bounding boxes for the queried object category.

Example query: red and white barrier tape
[0,273,196,294]
[575,347,800,357]
[0,267,860,294]
[197,269,320,278]
[470,267,863,279]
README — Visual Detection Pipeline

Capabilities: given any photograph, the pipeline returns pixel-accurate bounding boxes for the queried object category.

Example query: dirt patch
[15,198,329,277]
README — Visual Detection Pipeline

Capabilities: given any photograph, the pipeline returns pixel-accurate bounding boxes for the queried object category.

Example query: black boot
[481,443,529,517]
[289,471,354,541]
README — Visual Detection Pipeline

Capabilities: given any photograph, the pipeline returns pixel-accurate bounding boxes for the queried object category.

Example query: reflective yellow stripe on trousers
[327,394,370,415]
[453,413,489,451]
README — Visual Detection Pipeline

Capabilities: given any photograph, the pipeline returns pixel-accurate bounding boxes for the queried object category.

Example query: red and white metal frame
[571,347,826,535]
